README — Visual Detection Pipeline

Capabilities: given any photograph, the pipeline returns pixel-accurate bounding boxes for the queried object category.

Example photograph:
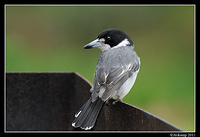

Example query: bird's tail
[72,97,104,130]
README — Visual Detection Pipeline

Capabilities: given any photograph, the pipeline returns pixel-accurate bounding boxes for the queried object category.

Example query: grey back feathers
[91,46,140,102]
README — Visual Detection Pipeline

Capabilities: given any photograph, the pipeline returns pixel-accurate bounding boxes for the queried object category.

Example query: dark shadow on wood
[6,72,182,131]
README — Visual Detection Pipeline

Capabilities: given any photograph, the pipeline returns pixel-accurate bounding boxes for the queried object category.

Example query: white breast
[116,70,139,100]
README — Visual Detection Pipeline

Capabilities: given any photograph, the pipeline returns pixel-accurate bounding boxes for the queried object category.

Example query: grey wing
[90,67,106,102]
[91,58,140,102]
[101,63,139,101]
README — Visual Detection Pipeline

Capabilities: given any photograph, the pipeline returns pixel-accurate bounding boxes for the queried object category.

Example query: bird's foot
[106,100,110,106]
[112,98,121,105]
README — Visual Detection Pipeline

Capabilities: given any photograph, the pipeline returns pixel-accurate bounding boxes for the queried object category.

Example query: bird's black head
[97,28,133,47]
[83,28,134,51]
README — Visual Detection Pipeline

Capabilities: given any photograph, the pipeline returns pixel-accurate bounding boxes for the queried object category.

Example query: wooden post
[6,72,181,131]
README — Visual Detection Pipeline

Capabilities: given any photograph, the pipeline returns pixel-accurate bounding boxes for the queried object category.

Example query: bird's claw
[106,100,110,106]
[112,98,121,105]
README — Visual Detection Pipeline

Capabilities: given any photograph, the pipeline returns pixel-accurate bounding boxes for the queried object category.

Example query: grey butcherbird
[72,28,140,130]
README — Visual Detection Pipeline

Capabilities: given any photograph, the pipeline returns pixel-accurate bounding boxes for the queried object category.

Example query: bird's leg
[112,97,121,105]
[105,99,110,106]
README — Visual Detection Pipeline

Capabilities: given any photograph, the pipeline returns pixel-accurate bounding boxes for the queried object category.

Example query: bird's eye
[107,36,111,40]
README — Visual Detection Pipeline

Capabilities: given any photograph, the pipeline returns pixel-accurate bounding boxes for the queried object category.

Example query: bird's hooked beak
[83,39,103,49]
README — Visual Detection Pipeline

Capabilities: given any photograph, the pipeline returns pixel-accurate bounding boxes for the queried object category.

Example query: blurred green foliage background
[6,5,194,131]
